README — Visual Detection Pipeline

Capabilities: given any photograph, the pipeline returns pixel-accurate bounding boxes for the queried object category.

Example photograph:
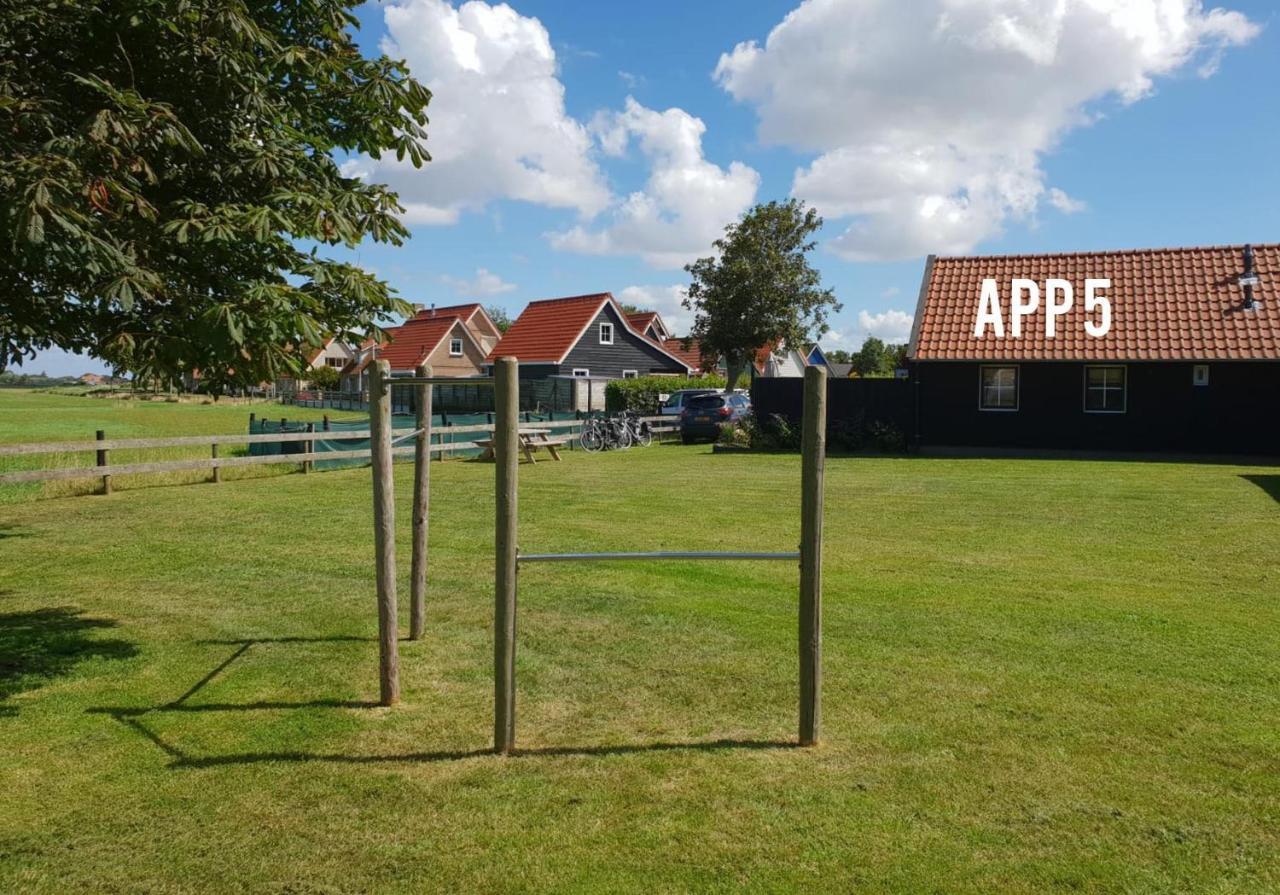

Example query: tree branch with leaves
[1,0,432,390]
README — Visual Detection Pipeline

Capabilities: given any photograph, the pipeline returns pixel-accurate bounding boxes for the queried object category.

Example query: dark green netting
[248,410,586,469]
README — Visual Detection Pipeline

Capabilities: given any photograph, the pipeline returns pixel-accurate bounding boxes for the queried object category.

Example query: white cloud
[715,0,1258,260]
[347,0,610,225]
[550,98,760,269]
[440,267,517,296]
[857,309,914,343]
[616,284,694,335]
[1047,187,1086,214]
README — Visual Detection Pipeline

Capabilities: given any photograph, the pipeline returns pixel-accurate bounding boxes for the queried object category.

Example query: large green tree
[1,0,431,389]
[683,200,839,392]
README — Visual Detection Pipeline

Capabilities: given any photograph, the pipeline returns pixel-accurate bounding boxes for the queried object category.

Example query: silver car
[659,388,719,415]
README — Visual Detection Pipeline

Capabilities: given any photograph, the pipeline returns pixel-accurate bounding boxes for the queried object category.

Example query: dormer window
[599,322,614,345]
[449,338,463,357]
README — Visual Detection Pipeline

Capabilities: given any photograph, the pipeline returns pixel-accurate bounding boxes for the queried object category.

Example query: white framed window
[599,322,614,345]
[1084,365,1126,413]
[1193,364,1209,387]
[622,370,638,379]
[449,338,463,357]
[572,368,590,377]
[326,357,346,368]
[979,365,1019,411]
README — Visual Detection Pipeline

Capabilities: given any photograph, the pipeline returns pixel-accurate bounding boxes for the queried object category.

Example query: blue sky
[35,0,1277,376]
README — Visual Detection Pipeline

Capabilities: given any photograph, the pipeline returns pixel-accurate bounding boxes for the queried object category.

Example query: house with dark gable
[907,243,1280,455]
[485,293,694,380]
[627,311,671,343]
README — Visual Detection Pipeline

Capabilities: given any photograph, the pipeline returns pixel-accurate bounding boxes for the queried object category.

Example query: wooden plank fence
[0,416,680,488]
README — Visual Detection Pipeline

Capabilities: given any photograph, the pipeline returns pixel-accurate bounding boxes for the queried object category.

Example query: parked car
[680,393,751,444]
[660,388,720,416]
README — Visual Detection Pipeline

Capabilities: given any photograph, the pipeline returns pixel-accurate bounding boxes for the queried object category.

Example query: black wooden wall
[750,376,914,437]
[914,361,1280,455]
[558,304,687,378]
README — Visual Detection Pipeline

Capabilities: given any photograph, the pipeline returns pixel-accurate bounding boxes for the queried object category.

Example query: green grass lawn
[1,393,1279,891]
[0,389,362,503]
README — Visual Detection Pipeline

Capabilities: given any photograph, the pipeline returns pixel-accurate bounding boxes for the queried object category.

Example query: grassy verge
[1,440,1278,891]
[0,389,362,502]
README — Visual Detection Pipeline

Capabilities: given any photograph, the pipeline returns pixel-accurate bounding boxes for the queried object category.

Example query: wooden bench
[476,429,569,463]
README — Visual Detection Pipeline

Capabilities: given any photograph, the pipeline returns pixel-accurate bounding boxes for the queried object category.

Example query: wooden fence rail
[0,416,680,488]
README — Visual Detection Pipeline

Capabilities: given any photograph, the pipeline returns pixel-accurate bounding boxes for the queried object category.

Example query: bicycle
[579,415,632,452]
[621,410,652,447]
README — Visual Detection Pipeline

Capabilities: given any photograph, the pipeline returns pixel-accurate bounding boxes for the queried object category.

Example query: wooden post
[303,423,315,474]
[323,414,331,432]
[248,412,257,433]
[96,430,111,495]
[494,356,519,754]
[799,365,826,746]
[369,360,400,706]
[410,364,433,641]
[211,442,221,484]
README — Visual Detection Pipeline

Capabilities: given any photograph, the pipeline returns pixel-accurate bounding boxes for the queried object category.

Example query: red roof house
[906,243,1280,454]
[340,303,497,393]
[485,293,693,379]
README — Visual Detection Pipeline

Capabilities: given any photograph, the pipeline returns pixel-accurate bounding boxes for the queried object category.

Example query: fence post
[323,414,331,432]
[799,365,826,746]
[410,364,433,641]
[303,423,315,474]
[494,356,519,754]
[211,442,221,484]
[248,412,256,433]
[96,430,111,495]
[369,360,400,706]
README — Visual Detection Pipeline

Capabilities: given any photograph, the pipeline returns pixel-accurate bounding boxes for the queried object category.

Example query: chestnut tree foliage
[683,200,839,392]
[0,0,431,388]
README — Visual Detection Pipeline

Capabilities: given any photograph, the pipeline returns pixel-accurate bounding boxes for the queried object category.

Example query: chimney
[1240,245,1261,311]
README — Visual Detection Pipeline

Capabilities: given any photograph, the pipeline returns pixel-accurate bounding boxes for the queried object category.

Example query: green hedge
[605,374,726,414]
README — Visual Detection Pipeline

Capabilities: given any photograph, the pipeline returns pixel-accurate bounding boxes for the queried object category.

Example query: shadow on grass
[161,636,376,708]
[93,707,799,768]
[0,604,138,716]
[169,738,799,769]
[90,634,802,767]
[0,524,32,540]
[1241,475,1280,503]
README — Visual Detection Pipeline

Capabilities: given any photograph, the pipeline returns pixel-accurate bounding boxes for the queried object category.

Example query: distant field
[1,437,1278,892]
[0,389,362,502]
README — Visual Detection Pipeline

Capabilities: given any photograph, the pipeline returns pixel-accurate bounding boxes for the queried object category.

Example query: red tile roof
[627,311,664,338]
[407,303,481,325]
[662,337,712,372]
[911,244,1280,361]
[376,317,465,371]
[487,293,693,372]
[305,337,336,366]
[487,293,611,362]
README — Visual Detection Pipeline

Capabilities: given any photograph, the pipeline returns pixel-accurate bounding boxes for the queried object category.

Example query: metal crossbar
[517,550,800,564]
[389,427,425,446]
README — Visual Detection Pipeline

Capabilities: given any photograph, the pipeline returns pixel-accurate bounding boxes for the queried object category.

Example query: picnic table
[475,427,569,463]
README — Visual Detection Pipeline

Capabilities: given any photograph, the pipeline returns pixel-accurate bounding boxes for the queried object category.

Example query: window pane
[1084,366,1125,411]
[981,367,1017,408]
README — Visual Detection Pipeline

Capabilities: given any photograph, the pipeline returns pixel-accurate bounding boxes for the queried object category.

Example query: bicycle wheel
[615,424,633,449]
[580,423,603,452]
[633,422,652,447]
